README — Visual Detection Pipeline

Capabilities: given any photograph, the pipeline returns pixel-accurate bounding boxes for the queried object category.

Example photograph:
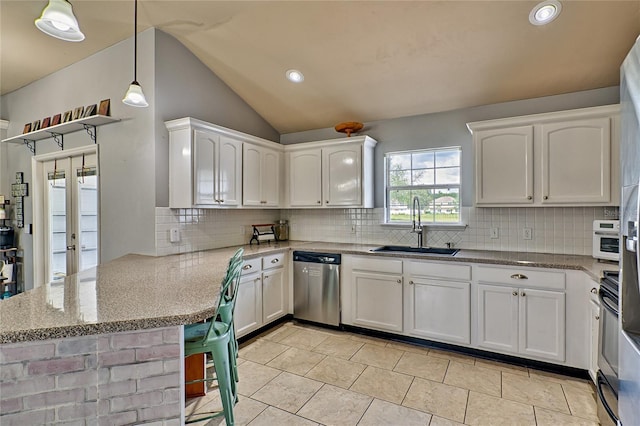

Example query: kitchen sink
[370,245,459,256]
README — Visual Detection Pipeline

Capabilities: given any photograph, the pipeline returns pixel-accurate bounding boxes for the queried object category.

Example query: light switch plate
[490,227,499,239]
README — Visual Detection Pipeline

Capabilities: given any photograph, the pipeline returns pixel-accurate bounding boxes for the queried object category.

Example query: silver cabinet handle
[527,196,532,200]
[512,291,518,296]
[409,280,414,285]
[219,199,224,203]
[595,315,600,320]
[243,264,252,270]
[591,287,598,294]
[66,245,76,251]
[271,258,279,264]
[317,200,321,204]
[397,279,402,284]
[264,275,269,279]
[521,292,526,297]
[326,200,329,204]
[543,195,548,200]
[510,274,528,280]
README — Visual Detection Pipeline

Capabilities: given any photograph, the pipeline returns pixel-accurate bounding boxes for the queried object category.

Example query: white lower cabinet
[518,288,565,361]
[235,253,288,338]
[352,271,403,333]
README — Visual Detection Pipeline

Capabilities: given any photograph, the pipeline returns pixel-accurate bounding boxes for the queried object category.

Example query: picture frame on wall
[72,106,84,120]
[51,114,61,126]
[32,120,41,131]
[62,110,73,123]
[23,123,31,134]
[42,117,51,128]
[98,99,110,116]
[83,104,97,118]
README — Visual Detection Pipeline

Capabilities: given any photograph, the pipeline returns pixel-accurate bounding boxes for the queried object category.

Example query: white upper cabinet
[475,126,534,204]
[243,143,281,207]
[468,105,620,206]
[285,136,377,208]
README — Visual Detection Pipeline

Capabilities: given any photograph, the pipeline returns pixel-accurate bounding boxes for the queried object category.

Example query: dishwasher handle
[293,251,342,265]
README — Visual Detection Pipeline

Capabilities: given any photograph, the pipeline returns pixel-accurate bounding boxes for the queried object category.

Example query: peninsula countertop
[0,241,616,344]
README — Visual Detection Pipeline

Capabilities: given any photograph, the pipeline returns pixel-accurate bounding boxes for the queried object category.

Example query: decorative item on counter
[51,113,61,126]
[1,284,11,300]
[273,220,289,241]
[334,121,364,137]
[98,98,111,116]
[32,119,41,131]
[62,110,72,123]
[23,123,31,134]
[250,224,276,245]
[72,106,84,120]
[83,104,97,117]
[10,173,27,229]
[41,116,51,128]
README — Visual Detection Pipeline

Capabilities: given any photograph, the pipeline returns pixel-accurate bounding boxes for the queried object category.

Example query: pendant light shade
[35,0,85,42]
[122,0,148,108]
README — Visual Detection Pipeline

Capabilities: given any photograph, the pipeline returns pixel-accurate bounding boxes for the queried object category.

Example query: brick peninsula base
[0,326,184,425]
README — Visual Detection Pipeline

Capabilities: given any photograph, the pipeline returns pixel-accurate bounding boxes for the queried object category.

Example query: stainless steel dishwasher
[293,251,341,326]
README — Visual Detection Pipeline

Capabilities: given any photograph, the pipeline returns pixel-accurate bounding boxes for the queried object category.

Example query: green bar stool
[184,248,244,425]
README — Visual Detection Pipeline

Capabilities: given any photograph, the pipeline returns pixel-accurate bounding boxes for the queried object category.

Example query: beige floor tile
[247,406,318,426]
[237,360,281,397]
[427,348,475,365]
[251,372,323,413]
[502,371,570,414]
[465,391,535,426]
[186,393,268,426]
[312,335,365,359]
[394,351,449,382]
[534,406,600,426]
[474,358,529,377]
[262,324,299,343]
[428,416,465,426]
[402,377,468,423]
[358,398,431,426]
[266,347,326,375]
[562,385,598,421]
[529,369,595,393]
[443,361,502,397]
[298,384,373,426]
[305,356,367,389]
[350,343,404,370]
[239,340,289,364]
[279,329,330,351]
[386,341,430,355]
[349,334,390,347]
[350,365,414,404]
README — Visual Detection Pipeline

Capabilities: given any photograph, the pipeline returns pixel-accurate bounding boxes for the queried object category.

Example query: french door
[36,149,99,284]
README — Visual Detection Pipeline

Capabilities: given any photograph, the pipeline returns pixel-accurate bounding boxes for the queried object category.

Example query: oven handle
[596,371,619,424]
[598,289,619,317]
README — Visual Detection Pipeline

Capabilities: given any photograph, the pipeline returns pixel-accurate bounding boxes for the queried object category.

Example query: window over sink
[385,147,461,224]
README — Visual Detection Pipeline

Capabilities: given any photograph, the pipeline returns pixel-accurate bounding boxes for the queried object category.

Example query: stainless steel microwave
[593,220,620,261]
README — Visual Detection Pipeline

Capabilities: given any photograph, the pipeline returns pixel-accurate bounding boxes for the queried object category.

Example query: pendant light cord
[133,0,138,82]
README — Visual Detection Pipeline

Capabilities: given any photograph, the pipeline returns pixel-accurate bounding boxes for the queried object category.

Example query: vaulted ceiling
[2,1,639,133]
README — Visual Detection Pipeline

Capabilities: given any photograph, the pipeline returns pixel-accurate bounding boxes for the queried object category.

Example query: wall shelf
[1,115,119,154]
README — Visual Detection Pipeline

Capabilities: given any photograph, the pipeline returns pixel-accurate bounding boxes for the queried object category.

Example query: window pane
[389,189,412,222]
[435,167,460,184]
[435,150,460,167]
[412,169,434,185]
[389,154,411,170]
[389,169,411,186]
[412,152,434,169]
[431,188,460,222]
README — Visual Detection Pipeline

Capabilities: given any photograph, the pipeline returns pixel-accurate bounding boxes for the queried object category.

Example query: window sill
[380,223,467,231]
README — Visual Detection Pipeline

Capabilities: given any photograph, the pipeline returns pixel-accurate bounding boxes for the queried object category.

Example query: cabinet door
[518,288,565,362]
[193,130,217,205]
[475,126,534,204]
[406,278,470,344]
[261,148,280,206]
[243,144,262,206]
[289,149,322,207]
[218,136,242,206]
[589,299,600,382]
[323,145,362,206]
[262,268,286,323]
[540,117,611,203]
[477,284,519,354]
[235,273,262,337]
[352,271,403,332]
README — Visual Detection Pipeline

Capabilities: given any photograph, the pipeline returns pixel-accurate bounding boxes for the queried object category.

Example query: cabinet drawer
[476,266,565,290]
[263,252,286,270]
[241,257,262,274]
[352,256,403,275]
[408,261,471,281]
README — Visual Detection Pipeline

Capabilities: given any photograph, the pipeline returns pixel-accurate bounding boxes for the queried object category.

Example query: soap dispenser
[1,284,11,299]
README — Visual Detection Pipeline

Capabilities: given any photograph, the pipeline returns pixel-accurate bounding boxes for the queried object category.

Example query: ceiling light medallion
[529,0,562,26]
[123,0,149,107]
[35,0,85,42]
[286,69,305,83]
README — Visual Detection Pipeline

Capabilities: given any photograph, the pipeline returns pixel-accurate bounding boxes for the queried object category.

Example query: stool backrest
[204,248,244,341]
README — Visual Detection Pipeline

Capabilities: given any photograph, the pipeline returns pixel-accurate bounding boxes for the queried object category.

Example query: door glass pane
[77,167,98,271]
[48,170,66,282]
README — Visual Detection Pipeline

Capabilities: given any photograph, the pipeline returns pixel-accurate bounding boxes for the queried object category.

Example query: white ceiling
[2,1,639,134]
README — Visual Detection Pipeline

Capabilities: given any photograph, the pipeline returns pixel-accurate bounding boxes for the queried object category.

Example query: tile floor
[185,322,599,426]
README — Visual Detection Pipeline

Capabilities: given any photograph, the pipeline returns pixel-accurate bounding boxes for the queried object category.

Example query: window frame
[384,147,462,225]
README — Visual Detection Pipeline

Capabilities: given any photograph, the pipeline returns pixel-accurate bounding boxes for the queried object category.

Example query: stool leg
[212,343,235,426]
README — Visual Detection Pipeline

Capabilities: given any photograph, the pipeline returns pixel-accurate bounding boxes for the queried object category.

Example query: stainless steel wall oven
[597,271,619,425]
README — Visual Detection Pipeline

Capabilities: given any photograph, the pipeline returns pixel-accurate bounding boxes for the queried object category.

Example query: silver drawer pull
[510,274,528,280]
[243,264,252,270]
[512,291,518,296]
[591,287,597,294]
[271,258,279,264]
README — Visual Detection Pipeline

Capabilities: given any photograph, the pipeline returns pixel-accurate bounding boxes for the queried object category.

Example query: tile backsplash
[156,206,609,256]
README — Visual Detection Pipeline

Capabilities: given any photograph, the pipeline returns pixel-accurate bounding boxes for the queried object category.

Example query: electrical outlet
[490,227,499,239]
[523,228,532,240]
[169,228,180,243]
[351,225,357,234]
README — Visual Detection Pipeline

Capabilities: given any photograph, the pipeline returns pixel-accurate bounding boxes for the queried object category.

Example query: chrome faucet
[411,196,424,248]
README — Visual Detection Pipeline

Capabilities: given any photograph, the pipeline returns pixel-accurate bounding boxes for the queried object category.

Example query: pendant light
[122,0,148,107]
[35,0,85,42]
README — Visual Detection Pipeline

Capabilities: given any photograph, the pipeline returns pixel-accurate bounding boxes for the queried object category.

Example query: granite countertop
[0,241,617,344]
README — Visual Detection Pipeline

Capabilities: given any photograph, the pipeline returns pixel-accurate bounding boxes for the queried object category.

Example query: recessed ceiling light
[529,0,562,26]
[286,69,304,83]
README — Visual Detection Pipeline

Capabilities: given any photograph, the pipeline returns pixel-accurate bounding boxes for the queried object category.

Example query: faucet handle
[446,242,454,249]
